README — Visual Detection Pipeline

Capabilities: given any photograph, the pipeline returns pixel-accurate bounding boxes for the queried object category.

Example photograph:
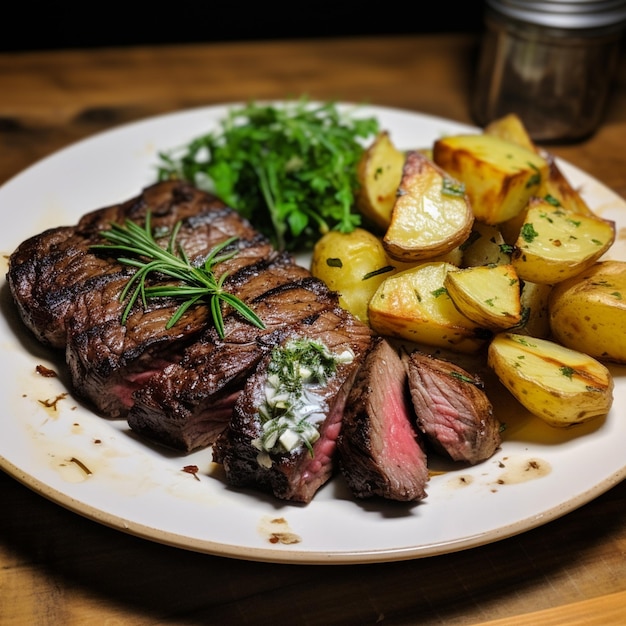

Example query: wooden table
[1,35,626,625]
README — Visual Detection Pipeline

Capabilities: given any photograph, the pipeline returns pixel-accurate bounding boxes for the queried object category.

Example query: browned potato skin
[549,260,626,364]
[368,261,488,353]
[539,153,596,218]
[488,332,614,427]
[511,197,615,284]
[383,151,474,263]
[444,263,522,330]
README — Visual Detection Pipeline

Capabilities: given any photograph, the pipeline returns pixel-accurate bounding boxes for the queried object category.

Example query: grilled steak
[406,351,501,464]
[7,180,274,418]
[337,337,429,502]
[212,305,373,504]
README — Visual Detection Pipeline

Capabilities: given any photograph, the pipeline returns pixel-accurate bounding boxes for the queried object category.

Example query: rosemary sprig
[91,212,266,338]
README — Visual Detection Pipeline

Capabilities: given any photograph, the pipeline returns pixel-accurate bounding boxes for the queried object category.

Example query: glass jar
[471,0,626,143]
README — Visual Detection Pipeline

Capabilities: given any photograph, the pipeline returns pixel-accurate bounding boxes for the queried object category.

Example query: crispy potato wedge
[368,261,488,353]
[461,221,512,267]
[483,112,537,153]
[488,332,614,427]
[444,264,522,330]
[432,133,549,224]
[383,151,474,263]
[482,112,592,217]
[511,197,615,284]
[549,260,626,363]
[356,131,405,231]
[310,228,395,324]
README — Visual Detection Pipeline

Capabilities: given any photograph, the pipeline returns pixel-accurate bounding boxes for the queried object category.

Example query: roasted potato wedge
[488,332,614,428]
[511,197,615,284]
[432,133,549,224]
[310,228,395,323]
[368,261,488,353]
[383,151,474,263]
[356,131,405,231]
[549,260,626,363]
[444,264,522,330]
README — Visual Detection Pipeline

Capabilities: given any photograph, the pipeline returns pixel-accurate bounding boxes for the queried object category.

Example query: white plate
[1,103,625,565]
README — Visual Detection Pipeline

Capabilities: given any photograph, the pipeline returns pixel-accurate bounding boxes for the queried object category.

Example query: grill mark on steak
[7,180,233,348]
[212,305,374,504]
[64,235,281,419]
[337,337,429,502]
[406,351,502,464]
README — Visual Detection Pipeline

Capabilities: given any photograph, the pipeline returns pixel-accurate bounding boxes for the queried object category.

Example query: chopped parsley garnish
[442,178,466,197]
[520,223,539,243]
[362,265,395,280]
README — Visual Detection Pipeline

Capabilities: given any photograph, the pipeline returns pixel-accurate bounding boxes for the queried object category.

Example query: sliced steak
[337,337,429,502]
[406,351,501,464]
[212,306,373,504]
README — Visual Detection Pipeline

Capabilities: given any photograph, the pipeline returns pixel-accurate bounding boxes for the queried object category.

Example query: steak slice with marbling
[406,350,502,464]
[337,337,429,502]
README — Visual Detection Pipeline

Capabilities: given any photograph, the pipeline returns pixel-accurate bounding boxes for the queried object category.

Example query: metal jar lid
[485,0,626,29]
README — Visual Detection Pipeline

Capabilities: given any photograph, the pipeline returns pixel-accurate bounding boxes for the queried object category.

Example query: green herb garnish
[450,371,476,384]
[442,177,465,197]
[520,223,539,243]
[156,98,379,251]
[91,213,265,338]
[255,338,354,455]
[362,265,395,280]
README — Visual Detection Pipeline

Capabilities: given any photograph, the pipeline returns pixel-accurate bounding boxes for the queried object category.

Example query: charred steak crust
[406,351,502,464]
[337,337,429,502]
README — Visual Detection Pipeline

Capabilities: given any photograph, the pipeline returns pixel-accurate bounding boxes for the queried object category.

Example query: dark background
[0,6,485,53]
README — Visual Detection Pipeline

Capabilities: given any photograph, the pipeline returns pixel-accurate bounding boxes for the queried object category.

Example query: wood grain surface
[1,35,625,625]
